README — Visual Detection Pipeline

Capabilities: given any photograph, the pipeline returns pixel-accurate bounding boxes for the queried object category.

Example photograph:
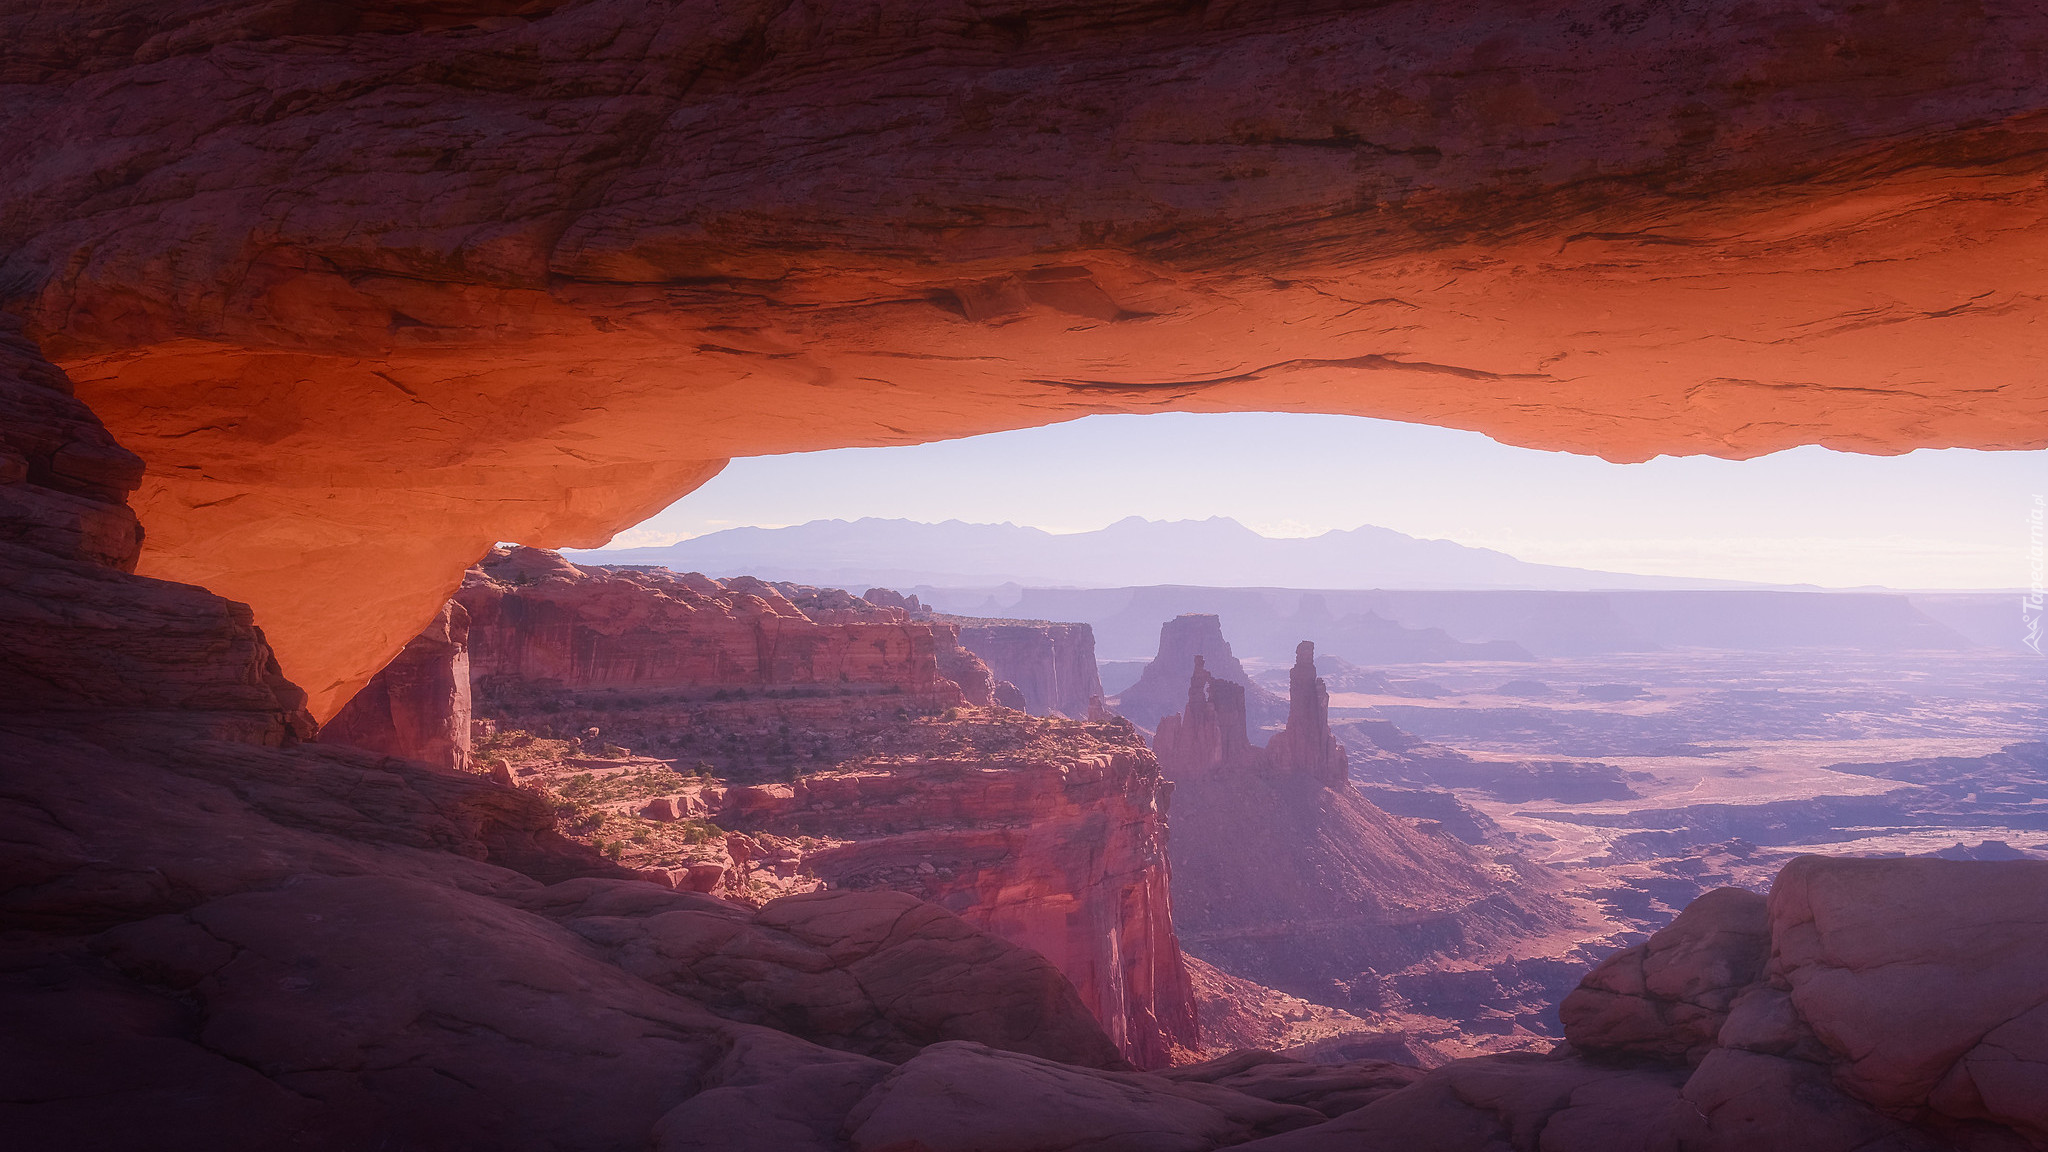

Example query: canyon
[360,545,1197,1068]
[7,3,2048,1148]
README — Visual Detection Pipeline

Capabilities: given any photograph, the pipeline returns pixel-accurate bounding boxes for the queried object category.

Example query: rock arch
[5,0,2045,713]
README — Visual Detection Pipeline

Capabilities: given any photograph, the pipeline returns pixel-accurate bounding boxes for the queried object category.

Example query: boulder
[841,1041,1325,1152]
[533,884,1129,1069]
[1229,1051,1689,1152]
[1560,886,1770,1064]
[1157,1050,1425,1119]
[1767,855,2048,1140]
[681,863,726,893]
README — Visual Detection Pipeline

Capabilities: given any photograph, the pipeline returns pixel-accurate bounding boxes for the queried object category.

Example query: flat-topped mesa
[1152,656,1255,778]
[452,546,995,705]
[947,616,1106,720]
[1263,641,1350,785]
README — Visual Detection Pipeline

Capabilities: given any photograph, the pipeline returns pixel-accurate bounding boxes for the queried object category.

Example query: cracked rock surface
[3,1,2044,709]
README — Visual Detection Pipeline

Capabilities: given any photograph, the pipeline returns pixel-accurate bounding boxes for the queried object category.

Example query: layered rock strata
[948,617,1106,719]
[7,2,2048,718]
[0,315,313,746]
[9,309,2048,1152]
[701,724,1201,1070]
[363,557,1197,1068]
[457,547,990,705]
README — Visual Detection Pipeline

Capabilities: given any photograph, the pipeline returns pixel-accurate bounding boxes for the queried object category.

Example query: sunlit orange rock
[704,731,1201,1070]
[1,2,2043,713]
[457,547,975,703]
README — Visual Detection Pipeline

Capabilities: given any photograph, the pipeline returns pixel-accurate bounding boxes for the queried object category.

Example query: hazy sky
[595,413,2047,589]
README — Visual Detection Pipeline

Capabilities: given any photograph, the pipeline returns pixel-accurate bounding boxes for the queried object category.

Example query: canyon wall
[949,618,1106,719]
[363,554,1196,1067]
[457,547,984,704]
[13,292,2048,1152]
[707,738,1200,1069]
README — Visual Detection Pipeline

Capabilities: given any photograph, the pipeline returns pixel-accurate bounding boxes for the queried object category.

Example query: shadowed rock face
[949,618,1106,720]
[1560,886,1771,1065]
[320,599,474,771]
[10,309,2048,1152]
[3,0,2043,711]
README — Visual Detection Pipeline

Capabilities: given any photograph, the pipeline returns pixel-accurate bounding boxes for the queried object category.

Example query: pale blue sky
[596,413,2046,589]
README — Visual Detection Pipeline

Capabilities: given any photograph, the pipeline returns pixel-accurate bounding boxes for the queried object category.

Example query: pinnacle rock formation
[1152,656,1256,778]
[1114,614,1286,734]
[1150,631,1577,1030]
[1261,642,1349,785]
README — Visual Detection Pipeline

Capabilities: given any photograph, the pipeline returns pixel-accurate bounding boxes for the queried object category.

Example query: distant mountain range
[570,516,1767,592]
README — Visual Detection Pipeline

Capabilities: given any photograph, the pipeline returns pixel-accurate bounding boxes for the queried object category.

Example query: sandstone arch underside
[4,0,2045,717]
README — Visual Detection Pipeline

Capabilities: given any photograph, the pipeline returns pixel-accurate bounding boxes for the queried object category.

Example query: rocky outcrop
[11,312,2048,1152]
[1560,887,1771,1065]
[1156,645,1584,1039]
[1115,614,1286,734]
[1152,656,1257,778]
[521,884,1124,1070]
[1544,857,2048,1148]
[930,622,1007,709]
[0,315,313,747]
[456,547,981,704]
[949,617,1106,719]
[697,730,1200,1070]
[9,2,2046,724]
[321,599,474,771]
[839,1041,1323,1152]
[1220,856,2048,1151]
[1259,641,1347,784]
[1760,856,2048,1141]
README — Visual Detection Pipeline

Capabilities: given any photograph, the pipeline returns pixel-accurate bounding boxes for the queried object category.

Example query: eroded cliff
[948,617,1106,720]
[335,552,1200,1067]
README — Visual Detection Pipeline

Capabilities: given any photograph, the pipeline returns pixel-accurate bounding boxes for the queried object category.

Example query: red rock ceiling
[4,0,2045,716]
